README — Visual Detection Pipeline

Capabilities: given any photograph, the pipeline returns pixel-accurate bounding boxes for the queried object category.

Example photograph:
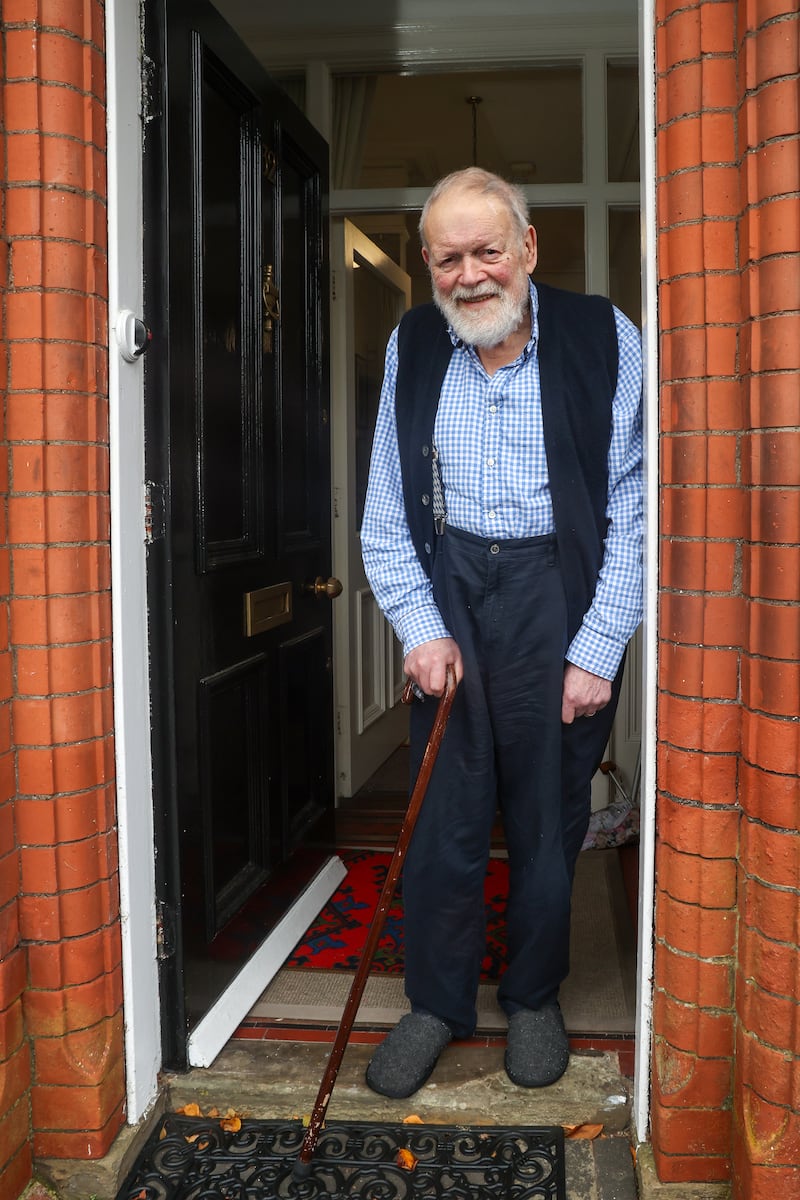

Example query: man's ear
[525,226,538,274]
[421,245,430,267]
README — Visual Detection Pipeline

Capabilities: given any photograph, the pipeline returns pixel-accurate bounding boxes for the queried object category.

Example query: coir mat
[117,1114,566,1199]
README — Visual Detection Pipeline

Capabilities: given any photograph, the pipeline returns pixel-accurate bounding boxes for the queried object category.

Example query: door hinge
[156,901,175,962]
[144,481,166,543]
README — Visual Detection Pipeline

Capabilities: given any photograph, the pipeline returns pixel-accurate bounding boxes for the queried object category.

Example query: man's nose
[459,254,486,284]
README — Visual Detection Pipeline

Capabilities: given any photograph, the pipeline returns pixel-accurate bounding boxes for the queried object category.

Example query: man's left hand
[561,664,612,724]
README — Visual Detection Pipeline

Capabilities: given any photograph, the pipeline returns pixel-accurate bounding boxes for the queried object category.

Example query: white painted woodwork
[332,221,412,798]
[187,858,348,1067]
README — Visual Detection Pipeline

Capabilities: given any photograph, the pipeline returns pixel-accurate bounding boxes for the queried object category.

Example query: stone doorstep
[34,1038,635,1199]
[635,1145,732,1200]
[31,1039,733,1200]
[34,1091,168,1200]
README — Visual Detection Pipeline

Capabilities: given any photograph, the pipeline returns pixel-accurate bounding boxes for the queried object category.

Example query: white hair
[418,167,531,250]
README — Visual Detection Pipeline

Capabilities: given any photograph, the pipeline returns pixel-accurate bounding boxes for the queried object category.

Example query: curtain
[332,75,377,189]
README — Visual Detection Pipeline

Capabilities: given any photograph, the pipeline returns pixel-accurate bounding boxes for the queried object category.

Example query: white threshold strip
[187,855,348,1068]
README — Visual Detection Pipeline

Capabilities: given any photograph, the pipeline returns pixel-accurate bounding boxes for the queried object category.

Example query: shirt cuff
[566,623,627,681]
[395,603,452,659]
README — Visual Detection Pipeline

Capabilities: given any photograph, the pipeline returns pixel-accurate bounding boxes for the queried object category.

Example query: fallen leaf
[185,1134,200,1144]
[220,1115,242,1133]
[402,1115,423,1124]
[158,1127,167,1141]
[207,1107,220,1118]
[396,1148,417,1171]
[564,1123,604,1140]
[176,1102,202,1117]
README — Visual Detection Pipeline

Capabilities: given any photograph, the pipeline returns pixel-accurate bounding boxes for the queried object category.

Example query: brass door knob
[305,576,343,599]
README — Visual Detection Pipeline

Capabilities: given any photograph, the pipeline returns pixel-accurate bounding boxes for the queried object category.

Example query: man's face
[422,188,537,349]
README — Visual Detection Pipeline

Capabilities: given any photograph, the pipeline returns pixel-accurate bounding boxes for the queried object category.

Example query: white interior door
[332,219,412,798]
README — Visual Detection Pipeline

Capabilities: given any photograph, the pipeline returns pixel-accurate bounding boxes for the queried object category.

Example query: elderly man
[360,167,643,1098]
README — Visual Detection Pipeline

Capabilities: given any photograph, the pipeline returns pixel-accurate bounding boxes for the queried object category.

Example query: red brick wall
[653,2,800,1193]
[1,0,124,1190]
[732,5,800,1198]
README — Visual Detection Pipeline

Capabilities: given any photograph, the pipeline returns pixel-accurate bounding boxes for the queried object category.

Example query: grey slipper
[366,1012,452,1098]
[505,1003,570,1088]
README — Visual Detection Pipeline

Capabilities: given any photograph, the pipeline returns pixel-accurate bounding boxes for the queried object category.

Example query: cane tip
[292,1157,312,1180]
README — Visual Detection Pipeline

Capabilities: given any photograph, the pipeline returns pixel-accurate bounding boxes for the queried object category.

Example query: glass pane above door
[606,61,639,183]
[348,64,584,190]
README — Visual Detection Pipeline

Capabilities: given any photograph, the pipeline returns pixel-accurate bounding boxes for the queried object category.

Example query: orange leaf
[177,1102,202,1117]
[207,1107,220,1118]
[396,1148,417,1171]
[220,1115,242,1133]
[402,1115,423,1124]
[564,1123,604,1140]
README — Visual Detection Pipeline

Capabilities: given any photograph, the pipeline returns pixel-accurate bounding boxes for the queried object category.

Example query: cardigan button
[421,493,430,506]
[424,542,432,554]
[421,444,429,456]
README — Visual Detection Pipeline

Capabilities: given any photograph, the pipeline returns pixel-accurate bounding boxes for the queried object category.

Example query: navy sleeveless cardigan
[394,281,619,643]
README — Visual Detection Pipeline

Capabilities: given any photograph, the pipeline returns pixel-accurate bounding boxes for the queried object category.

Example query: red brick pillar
[733,8,800,1199]
[2,0,125,1173]
[0,82,33,1200]
[653,1,800,1192]
[652,0,742,1184]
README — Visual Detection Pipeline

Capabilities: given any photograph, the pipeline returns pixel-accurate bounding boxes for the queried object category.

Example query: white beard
[433,275,530,349]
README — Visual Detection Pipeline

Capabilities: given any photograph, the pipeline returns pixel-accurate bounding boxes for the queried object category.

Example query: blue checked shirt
[361,281,643,680]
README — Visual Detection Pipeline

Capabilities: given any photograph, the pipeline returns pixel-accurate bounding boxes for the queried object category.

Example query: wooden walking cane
[293,664,458,1178]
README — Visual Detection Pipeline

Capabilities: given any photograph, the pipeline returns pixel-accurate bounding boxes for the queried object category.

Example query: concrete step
[163,1037,632,1132]
[38,1038,643,1200]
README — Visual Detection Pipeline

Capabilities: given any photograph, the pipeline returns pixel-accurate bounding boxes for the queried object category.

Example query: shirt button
[487,457,495,467]
[421,493,430,506]
[490,543,500,555]
[488,510,496,519]
[489,405,497,414]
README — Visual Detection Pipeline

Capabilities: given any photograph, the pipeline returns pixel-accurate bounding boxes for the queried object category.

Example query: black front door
[144,0,335,1068]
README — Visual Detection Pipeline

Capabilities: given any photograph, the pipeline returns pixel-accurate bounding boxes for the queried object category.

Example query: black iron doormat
[118,1116,566,1199]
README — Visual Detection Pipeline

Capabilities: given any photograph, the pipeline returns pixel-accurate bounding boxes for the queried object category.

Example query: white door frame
[634,0,658,1143]
[106,0,160,1124]
[107,0,658,1137]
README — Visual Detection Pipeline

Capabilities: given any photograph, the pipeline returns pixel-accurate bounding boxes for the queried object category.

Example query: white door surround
[107,0,657,1140]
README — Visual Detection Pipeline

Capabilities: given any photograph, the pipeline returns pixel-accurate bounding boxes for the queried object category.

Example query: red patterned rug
[286,848,509,981]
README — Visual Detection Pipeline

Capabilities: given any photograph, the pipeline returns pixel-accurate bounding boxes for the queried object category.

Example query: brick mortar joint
[3,23,106,57]
[3,180,108,203]
[653,983,736,1017]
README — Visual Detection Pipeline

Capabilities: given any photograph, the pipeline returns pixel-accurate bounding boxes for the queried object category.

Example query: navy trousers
[403,525,622,1038]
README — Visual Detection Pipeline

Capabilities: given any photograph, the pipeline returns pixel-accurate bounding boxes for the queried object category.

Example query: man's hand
[561,663,612,724]
[404,637,463,697]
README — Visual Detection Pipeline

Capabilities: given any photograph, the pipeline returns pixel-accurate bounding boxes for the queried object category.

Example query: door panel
[144,0,334,1068]
[331,221,411,797]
